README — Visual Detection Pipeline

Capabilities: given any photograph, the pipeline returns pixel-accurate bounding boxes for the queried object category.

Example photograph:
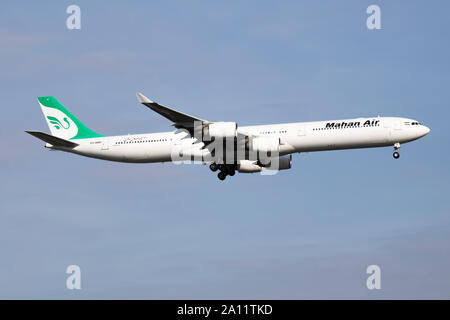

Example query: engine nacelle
[251,136,280,153]
[262,154,292,171]
[205,122,237,139]
[277,154,292,170]
[237,160,262,173]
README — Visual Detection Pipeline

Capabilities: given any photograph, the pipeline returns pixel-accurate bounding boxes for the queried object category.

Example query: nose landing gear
[393,142,400,159]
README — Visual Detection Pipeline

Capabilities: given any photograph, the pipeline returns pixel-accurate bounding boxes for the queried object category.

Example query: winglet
[136,92,153,104]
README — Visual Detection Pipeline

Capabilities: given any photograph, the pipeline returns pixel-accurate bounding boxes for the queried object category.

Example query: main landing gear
[393,142,400,159]
[210,163,236,181]
[218,171,227,181]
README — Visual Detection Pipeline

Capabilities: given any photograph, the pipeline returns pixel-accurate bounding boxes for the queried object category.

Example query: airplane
[26,94,430,180]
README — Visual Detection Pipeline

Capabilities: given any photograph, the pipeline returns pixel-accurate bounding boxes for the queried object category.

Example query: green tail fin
[38,96,104,140]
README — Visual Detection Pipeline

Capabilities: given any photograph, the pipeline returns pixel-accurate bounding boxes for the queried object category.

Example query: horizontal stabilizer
[25,131,79,148]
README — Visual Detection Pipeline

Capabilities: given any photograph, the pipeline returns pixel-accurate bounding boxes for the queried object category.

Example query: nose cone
[420,125,430,137]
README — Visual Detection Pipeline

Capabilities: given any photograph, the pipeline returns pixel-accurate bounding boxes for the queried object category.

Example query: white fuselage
[51,117,430,163]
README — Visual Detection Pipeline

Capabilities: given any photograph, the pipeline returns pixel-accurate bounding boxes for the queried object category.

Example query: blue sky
[0,0,449,299]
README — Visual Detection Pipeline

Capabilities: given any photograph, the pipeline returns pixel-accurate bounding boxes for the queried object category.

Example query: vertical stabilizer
[38,96,103,140]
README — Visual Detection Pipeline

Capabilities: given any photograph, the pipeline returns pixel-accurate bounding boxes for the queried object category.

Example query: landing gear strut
[393,142,400,159]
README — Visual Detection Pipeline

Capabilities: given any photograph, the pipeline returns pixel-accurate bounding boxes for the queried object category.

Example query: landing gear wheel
[209,163,218,172]
[393,151,400,159]
[218,171,227,181]
[228,169,235,176]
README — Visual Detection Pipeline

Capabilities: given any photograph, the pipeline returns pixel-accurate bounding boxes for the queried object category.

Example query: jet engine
[259,154,292,171]
[273,154,292,170]
[236,155,293,173]
[237,160,262,173]
[203,122,237,139]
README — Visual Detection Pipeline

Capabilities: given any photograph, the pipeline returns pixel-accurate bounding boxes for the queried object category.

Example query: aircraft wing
[136,93,208,134]
[136,93,255,150]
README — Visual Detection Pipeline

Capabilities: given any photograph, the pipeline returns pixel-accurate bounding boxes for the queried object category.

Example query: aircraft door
[101,141,109,150]
[383,120,392,142]
[297,125,306,136]
[390,120,402,142]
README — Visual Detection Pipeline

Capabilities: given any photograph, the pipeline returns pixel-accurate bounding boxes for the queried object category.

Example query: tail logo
[47,116,71,130]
